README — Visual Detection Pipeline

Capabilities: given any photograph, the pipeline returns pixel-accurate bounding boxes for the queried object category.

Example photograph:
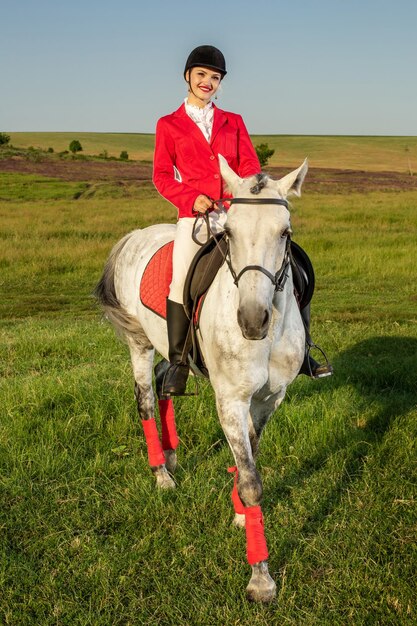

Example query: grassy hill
[8,132,155,163]
[7,132,417,173]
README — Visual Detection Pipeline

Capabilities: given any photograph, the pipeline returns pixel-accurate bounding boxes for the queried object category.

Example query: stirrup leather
[305,343,333,379]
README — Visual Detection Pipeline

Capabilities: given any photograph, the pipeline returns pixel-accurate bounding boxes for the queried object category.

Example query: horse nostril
[262,310,269,327]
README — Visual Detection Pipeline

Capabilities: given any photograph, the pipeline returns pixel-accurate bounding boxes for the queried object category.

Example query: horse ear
[275,158,308,198]
[218,154,243,194]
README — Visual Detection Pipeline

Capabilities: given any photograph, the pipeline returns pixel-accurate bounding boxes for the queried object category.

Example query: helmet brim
[184,64,227,79]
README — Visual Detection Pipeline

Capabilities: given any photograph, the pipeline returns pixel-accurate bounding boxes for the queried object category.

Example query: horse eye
[281,227,292,239]
[224,226,232,239]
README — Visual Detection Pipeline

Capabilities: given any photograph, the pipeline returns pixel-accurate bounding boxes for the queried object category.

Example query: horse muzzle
[237,304,271,341]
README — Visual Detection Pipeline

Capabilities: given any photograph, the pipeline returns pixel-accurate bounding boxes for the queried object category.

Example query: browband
[216,197,289,209]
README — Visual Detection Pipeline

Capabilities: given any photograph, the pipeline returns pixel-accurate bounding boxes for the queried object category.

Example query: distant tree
[255,143,275,167]
[0,133,11,146]
[120,151,129,160]
[47,147,54,153]
[69,140,82,154]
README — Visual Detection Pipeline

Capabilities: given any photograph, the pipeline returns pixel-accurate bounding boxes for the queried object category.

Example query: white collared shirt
[184,98,214,142]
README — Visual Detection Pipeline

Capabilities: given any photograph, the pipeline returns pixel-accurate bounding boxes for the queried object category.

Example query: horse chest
[268,328,304,390]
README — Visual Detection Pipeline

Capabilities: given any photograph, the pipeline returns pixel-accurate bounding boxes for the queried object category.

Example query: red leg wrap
[141,418,165,467]
[245,505,269,565]
[227,466,245,515]
[158,399,179,451]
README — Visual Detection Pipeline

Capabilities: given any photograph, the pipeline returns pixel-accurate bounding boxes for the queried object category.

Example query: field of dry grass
[7,131,417,173]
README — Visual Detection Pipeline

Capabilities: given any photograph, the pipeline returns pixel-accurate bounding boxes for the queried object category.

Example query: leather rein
[192,196,292,293]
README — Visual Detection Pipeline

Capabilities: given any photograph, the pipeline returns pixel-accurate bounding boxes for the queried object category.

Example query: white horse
[95,155,308,602]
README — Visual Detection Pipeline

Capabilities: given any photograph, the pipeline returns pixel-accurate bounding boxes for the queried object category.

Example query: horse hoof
[246,577,276,603]
[232,513,246,528]
[154,468,176,489]
[164,449,177,474]
[246,563,276,603]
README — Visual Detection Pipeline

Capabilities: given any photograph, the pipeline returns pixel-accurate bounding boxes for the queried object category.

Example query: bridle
[192,196,292,293]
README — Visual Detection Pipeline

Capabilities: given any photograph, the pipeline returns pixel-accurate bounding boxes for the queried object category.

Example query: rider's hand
[193,195,217,213]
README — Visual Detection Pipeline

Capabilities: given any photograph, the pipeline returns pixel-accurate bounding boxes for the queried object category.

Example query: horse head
[219,154,308,340]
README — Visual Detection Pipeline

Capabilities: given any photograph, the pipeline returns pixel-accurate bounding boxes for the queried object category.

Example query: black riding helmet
[183,45,227,79]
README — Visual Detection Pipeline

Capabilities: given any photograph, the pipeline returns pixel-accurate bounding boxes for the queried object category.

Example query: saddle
[139,233,228,320]
[183,233,228,319]
[290,240,315,310]
[140,235,314,376]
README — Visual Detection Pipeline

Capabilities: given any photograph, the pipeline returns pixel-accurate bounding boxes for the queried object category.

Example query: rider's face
[186,66,222,107]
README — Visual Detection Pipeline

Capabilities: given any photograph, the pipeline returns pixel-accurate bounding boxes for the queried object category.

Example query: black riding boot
[162,299,190,397]
[299,303,333,379]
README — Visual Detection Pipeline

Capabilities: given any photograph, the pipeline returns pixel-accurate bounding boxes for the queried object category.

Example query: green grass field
[8,131,417,172]
[1,145,416,624]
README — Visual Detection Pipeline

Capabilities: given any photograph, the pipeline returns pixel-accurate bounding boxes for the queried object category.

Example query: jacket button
[210,155,215,160]
[214,174,219,179]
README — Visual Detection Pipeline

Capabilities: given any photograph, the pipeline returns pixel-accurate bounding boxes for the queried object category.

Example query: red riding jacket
[153,103,261,218]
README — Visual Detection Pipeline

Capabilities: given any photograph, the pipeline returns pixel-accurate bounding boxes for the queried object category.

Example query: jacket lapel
[172,102,228,152]
[173,103,210,151]
[210,105,227,146]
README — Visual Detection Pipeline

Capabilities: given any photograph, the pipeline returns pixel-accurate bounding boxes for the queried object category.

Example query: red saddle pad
[139,241,174,319]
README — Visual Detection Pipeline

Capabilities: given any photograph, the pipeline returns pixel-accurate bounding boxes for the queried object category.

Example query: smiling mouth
[198,85,212,92]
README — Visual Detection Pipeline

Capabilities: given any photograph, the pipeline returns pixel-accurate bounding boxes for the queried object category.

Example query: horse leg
[128,339,175,489]
[244,392,291,601]
[230,393,282,528]
[216,395,276,603]
[155,359,179,473]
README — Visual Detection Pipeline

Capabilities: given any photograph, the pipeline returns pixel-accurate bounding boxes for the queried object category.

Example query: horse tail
[93,232,148,346]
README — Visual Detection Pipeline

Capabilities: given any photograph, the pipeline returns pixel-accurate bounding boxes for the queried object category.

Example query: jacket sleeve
[152,118,201,216]
[235,114,261,177]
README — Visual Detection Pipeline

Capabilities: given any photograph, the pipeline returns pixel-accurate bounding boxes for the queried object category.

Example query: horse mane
[249,173,270,195]
[249,172,292,208]
[223,172,271,196]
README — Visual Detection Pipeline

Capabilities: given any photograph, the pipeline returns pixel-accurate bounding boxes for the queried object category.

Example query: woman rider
[153,45,332,397]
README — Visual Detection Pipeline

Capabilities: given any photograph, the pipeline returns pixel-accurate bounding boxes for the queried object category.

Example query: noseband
[194,197,292,293]
[227,231,292,293]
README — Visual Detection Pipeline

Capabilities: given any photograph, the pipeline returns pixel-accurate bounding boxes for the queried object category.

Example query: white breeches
[169,208,228,304]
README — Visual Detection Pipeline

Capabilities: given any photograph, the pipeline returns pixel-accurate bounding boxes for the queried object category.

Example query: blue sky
[1,0,416,135]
